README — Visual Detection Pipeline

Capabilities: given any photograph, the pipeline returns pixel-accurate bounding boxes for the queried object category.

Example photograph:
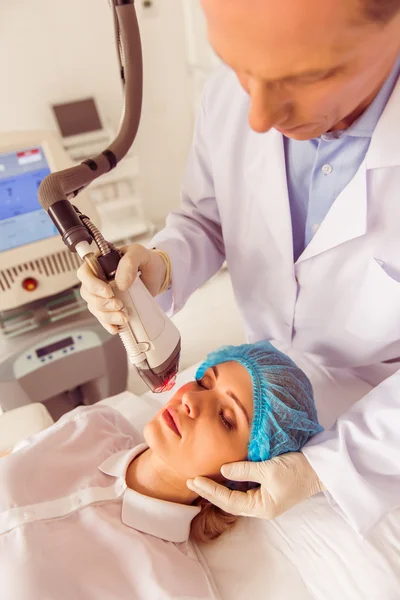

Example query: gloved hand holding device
[77,244,172,335]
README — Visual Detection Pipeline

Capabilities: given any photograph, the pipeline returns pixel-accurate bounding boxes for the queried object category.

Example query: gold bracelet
[152,248,172,294]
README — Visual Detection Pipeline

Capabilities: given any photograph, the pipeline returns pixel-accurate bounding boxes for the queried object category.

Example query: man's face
[201,0,400,138]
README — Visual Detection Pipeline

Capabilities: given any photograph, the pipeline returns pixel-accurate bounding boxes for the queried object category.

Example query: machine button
[77,335,82,340]
[137,342,151,353]
[40,358,46,363]
[70,346,75,351]
[49,355,53,360]
[27,355,32,360]
[63,349,68,354]
[22,277,39,292]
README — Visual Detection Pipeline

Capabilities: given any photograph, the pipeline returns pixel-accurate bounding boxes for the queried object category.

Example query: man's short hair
[362,0,400,23]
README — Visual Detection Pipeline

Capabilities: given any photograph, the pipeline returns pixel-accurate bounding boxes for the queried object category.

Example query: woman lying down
[0,341,322,600]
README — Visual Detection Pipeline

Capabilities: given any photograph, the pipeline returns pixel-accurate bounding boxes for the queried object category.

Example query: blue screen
[0,146,58,252]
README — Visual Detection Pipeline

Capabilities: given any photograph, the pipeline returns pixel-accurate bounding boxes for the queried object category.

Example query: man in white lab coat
[78,0,400,535]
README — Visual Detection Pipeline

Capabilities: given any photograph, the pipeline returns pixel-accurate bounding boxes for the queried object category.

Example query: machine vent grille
[0,286,86,338]
[0,251,81,292]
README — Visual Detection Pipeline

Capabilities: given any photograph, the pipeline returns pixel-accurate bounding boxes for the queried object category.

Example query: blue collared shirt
[284,54,400,261]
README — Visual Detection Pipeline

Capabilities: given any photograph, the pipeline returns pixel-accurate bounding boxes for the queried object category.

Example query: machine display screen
[36,336,74,358]
[0,146,58,252]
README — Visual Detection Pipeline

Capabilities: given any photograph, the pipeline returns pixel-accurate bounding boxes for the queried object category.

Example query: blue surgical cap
[196,340,323,462]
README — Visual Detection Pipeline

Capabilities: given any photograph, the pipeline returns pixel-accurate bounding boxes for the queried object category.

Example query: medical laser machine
[0,131,128,415]
[37,0,181,393]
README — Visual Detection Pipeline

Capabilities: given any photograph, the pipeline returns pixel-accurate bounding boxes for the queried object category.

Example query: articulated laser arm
[37,1,181,392]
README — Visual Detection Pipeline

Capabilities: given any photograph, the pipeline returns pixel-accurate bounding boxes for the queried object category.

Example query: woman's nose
[181,390,204,419]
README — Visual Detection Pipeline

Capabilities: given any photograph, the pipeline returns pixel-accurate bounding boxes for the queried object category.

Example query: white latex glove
[77,244,171,335]
[187,452,326,518]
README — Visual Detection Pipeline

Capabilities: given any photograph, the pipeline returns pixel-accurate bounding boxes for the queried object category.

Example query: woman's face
[143,361,254,482]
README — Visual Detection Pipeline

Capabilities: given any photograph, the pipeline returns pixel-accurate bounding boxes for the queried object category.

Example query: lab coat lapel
[366,75,400,169]
[244,129,294,269]
[297,160,367,262]
[243,74,399,266]
[297,74,400,263]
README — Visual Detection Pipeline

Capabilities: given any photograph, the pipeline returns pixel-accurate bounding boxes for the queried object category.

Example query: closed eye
[197,378,236,431]
[219,409,235,431]
[196,378,208,390]
[290,68,341,86]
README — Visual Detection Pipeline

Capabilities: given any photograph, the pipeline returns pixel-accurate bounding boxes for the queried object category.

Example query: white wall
[181,0,219,111]
[182,0,216,70]
[135,1,195,227]
[0,0,195,226]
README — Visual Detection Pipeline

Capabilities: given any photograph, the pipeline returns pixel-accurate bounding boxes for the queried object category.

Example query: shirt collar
[98,447,201,543]
[321,53,400,141]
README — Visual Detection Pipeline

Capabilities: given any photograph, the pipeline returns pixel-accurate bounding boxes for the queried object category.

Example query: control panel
[13,329,102,378]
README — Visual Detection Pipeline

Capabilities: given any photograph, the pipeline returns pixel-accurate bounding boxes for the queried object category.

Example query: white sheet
[198,494,400,600]
[101,349,400,600]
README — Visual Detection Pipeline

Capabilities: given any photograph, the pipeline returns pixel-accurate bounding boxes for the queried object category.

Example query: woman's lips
[162,408,181,437]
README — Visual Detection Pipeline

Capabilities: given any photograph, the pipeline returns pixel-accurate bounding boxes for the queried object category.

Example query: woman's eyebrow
[212,365,251,425]
[228,391,251,426]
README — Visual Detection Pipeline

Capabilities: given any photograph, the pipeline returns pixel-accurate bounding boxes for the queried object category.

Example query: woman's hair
[190,497,238,544]
[190,340,322,543]
[196,341,322,463]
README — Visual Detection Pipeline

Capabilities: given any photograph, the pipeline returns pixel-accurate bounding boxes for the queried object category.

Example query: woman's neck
[126,449,198,505]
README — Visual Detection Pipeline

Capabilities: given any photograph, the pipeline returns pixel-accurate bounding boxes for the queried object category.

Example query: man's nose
[247,78,287,133]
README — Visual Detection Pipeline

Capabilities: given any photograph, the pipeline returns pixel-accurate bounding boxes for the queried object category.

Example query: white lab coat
[152,66,400,535]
